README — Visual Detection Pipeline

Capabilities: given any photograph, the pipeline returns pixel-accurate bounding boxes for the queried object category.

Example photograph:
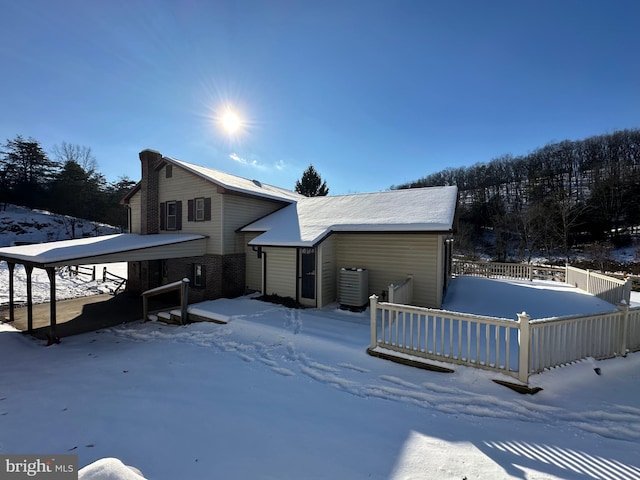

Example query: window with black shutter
[187,197,211,222]
[166,201,177,230]
[195,198,205,221]
[204,197,211,221]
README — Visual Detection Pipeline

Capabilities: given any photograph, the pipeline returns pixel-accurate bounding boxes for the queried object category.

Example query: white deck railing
[452,260,565,282]
[565,265,632,305]
[454,260,633,306]
[369,296,640,383]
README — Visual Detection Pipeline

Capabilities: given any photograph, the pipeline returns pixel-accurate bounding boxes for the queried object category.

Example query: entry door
[301,248,316,300]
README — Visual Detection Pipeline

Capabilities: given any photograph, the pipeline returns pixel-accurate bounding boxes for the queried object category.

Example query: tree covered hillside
[395,128,640,262]
[0,136,135,229]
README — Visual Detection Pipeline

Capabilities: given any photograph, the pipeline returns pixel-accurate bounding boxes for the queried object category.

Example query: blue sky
[1,1,638,195]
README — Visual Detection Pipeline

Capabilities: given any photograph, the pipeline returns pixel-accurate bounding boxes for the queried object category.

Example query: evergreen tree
[0,135,59,208]
[295,165,329,197]
[103,176,137,229]
[49,160,105,222]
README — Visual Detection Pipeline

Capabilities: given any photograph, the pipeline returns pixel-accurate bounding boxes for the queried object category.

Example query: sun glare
[221,110,242,134]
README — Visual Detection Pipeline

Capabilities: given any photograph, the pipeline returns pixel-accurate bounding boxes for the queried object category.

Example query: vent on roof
[252,179,262,187]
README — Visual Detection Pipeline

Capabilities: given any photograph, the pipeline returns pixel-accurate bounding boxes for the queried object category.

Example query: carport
[0,233,207,342]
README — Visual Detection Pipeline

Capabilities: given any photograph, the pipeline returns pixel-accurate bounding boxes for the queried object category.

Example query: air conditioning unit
[339,268,369,310]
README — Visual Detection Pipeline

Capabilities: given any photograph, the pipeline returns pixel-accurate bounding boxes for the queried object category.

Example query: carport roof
[0,233,207,268]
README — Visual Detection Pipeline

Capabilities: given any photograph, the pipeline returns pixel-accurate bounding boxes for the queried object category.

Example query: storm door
[300,248,316,300]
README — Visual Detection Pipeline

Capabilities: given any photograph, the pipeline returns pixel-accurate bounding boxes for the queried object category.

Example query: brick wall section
[155,254,246,303]
[222,254,246,297]
[127,262,142,293]
[126,260,157,294]
[139,149,162,235]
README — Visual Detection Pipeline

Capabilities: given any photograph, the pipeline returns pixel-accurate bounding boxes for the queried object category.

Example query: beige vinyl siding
[158,164,222,254]
[264,247,296,299]
[335,233,441,308]
[128,192,141,234]
[222,194,287,255]
[318,235,337,307]
[244,232,263,292]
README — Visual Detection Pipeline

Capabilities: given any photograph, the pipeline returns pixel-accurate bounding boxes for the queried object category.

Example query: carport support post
[46,267,59,344]
[25,265,34,332]
[7,262,15,324]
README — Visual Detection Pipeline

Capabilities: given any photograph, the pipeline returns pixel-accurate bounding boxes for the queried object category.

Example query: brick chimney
[139,149,163,234]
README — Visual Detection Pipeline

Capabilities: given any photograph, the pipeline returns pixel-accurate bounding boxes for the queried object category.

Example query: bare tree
[51,142,98,175]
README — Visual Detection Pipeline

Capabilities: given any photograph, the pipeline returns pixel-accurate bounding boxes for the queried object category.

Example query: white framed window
[195,198,205,221]
[193,264,204,287]
[166,201,177,230]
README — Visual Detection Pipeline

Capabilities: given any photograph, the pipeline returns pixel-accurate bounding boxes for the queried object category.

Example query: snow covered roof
[166,157,303,203]
[242,186,458,247]
[0,233,207,267]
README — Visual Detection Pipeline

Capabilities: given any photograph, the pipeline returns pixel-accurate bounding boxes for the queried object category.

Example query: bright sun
[221,110,242,134]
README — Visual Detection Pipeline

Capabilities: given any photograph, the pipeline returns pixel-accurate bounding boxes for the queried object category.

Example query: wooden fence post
[370,295,378,350]
[517,312,531,384]
[180,278,190,325]
[142,294,148,322]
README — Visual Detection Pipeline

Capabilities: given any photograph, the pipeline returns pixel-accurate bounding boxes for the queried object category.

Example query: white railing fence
[388,275,413,305]
[452,260,565,282]
[565,266,632,305]
[369,295,640,384]
[453,260,633,306]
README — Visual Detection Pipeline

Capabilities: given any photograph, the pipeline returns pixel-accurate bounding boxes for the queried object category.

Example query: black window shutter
[188,199,194,222]
[176,201,183,230]
[204,197,212,221]
[201,264,206,288]
[160,202,166,230]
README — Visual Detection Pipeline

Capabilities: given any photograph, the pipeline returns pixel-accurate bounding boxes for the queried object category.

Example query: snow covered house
[120,149,302,304]
[240,188,458,308]
[122,149,458,309]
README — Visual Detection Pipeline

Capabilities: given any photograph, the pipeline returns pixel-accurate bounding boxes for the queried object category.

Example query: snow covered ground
[0,262,128,306]
[1,275,640,479]
[0,204,120,247]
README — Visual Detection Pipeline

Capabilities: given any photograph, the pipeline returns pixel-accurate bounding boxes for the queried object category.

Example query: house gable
[123,150,300,256]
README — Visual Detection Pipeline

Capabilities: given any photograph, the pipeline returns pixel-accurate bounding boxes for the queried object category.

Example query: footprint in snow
[380,375,421,389]
[258,358,279,367]
[271,367,296,377]
[284,310,302,334]
[285,342,298,361]
[338,363,369,373]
